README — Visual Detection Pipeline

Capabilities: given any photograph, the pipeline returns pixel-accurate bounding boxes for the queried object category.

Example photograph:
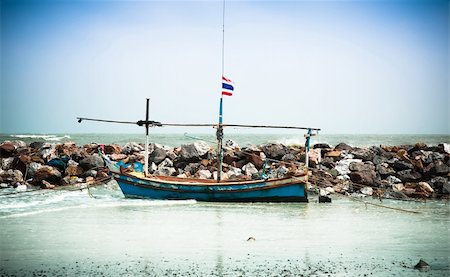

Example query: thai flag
[222,76,234,96]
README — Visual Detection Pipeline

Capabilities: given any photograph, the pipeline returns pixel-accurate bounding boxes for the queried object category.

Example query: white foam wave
[0,193,69,209]
[10,134,71,141]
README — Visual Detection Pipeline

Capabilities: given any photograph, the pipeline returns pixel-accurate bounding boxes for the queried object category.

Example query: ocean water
[1,133,449,147]
[0,184,449,276]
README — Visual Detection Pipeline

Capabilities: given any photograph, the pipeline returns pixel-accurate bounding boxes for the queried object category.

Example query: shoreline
[0,139,449,201]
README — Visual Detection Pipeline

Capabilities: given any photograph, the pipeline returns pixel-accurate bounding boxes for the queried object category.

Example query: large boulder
[1,157,15,170]
[79,154,105,170]
[180,141,210,161]
[246,152,264,169]
[393,160,414,171]
[197,169,212,179]
[150,148,167,164]
[396,169,422,182]
[335,158,362,176]
[433,160,450,175]
[429,176,450,194]
[27,162,43,179]
[0,143,16,157]
[103,144,122,155]
[242,163,258,177]
[121,142,144,154]
[261,143,287,160]
[334,143,353,151]
[376,164,395,177]
[349,148,375,162]
[348,162,376,185]
[33,165,62,184]
[0,169,23,183]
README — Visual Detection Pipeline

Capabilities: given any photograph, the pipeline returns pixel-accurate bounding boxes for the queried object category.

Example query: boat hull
[113,173,308,202]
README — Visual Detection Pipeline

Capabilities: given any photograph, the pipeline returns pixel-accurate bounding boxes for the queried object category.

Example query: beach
[0,134,449,276]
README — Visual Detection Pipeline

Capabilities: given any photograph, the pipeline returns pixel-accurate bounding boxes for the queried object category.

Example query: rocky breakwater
[309,142,450,199]
[1,139,449,200]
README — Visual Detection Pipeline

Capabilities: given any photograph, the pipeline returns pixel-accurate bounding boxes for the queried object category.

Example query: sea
[0,133,449,148]
[1,133,449,276]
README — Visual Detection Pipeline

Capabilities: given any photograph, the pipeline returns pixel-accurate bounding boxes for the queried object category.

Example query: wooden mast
[216,0,226,182]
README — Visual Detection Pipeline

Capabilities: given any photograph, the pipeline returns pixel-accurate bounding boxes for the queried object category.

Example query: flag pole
[216,0,226,182]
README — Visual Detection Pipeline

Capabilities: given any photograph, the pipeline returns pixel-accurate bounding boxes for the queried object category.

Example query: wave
[10,134,71,141]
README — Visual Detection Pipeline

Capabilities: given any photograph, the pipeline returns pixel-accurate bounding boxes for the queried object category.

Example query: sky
[0,0,448,135]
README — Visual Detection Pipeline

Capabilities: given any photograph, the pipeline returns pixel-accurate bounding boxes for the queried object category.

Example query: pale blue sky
[1,0,448,134]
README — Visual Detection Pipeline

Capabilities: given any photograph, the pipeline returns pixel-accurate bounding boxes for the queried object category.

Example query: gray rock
[158,158,173,169]
[197,169,212,179]
[386,175,402,184]
[261,143,287,160]
[0,169,23,183]
[335,158,362,175]
[350,148,375,161]
[281,153,297,163]
[334,143,353,151]
[360,186,373,196]
[393,160,414,171]
[1,157,14,170]
[225,139,239,149]
[227,167,243,179]
[156,167,176,176]
[150,148,167,164]
[376,164,395,176]
[242,163,258,176]
[27,162,43,179]
[149,162,158,174]
[83,169,97,178]
[122,142,144,154]
[429,176,450,194]
[79,154,105,170]
[180,141,210,161]
[434,160,450,175]
[372,155,388,166]
[396,169,422,182]
[349,162,375,172]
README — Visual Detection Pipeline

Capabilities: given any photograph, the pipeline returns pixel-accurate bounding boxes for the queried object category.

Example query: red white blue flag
[222,76,234,96]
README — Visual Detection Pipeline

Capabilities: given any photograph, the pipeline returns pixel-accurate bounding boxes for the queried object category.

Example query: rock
[349,162,375,172]
[158,158,173,169]
[0,183,8,188]
[270,166,288,179]
[166,150,178,161]
[109,153,127,161]
[246,153,264,169]
[0,169,23,183]
[321,157,335,169]
[150,148,167,164]
[149,162,158,174]
[335,158,362,175]
[197,169,212,179]
[376,164,395,176]
[242,163,258,176]
[156,167,176,176]
[418,182,434,193]
[386,175,402,184]
[27,162,43,179]
[442,143,450,154]
[350,148,375,161]
[392,183,404,192]
[308,149,321,166]
[324,150,342,158]
[360,186,373,195]
[396,169,422,182]
[103,144,121,154]
[433,160,450,175]
[372,155,388,166]
[41,180,56,189]
[33,165,62,184]
[393,160,414,171]
[83,169,97,178]
[281,153,296,163]
[0,143,16,157]
[40,146,57,162]
[79,154,105,170]
[122,142,144,154]
[65,164,83,177]
[428,176,449,194]
[180,141,210,161]
[261,143,287,160]
[349,170,376,186]
[334,143,353,151]
[414,259,430,271]
[1,157,15,170]
[225,139,239,149]
[313,143,331,149]
[319,195,332,203]
[227,167,243,179]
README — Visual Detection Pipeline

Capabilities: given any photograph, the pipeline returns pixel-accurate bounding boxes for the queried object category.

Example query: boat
[77,1,320,202]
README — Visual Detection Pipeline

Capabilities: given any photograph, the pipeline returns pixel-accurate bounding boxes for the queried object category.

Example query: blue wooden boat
[112,171,309,202]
